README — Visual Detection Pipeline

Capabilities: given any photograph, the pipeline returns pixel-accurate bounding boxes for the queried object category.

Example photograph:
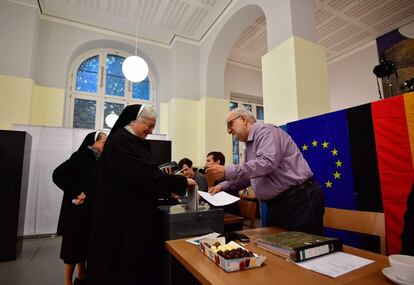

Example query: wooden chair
[323,207,386,254]
[224,199,257,229]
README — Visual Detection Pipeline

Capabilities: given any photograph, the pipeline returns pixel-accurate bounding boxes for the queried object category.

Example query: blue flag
[287,110,356,210]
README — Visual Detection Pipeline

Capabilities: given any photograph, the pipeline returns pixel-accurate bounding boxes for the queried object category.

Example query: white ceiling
[12,0,414,67]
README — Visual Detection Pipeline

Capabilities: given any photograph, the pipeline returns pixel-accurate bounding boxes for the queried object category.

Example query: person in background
[401,182,414,256]
[178,157,208,192]
[205,151,239,216]
[86,104,196,285]
[206,108,324,235]
[53,131,107,285]
[205,151,225,186]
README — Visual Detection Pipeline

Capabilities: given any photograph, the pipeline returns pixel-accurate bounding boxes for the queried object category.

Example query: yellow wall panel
[294,36,330,119]
[31,85,65,127]
[168,98,200,165]
[0,75,33,130]
[167,97,231,167]
[202,97,232,166]
[262,37,298,125]
[262,36,330,125]
[159,102,168,135]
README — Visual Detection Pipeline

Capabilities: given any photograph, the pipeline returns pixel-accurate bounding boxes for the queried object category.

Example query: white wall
[171,41,200,100]
[225,63,262,99]
[0,1,39,78]
[32,19,175,103]
[328,41,381,111]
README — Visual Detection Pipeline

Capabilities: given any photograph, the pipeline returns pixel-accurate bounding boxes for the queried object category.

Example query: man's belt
[264,176,315,207]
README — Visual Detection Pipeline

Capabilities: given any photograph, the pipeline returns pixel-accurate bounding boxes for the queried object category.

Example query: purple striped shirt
[221,123,313,201]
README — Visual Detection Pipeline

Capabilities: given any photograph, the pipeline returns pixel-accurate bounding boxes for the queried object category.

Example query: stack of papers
[295,251,374,278]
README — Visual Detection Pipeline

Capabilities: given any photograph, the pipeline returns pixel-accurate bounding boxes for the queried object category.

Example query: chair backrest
[239,199,257,228]
[323,207,386,254]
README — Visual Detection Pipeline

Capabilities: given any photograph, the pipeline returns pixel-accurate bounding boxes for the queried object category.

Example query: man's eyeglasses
[226,115,241,130]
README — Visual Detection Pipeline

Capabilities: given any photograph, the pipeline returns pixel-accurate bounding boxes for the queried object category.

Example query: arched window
[65,49,155,129]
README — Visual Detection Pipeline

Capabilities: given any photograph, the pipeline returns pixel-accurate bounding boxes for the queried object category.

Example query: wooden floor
[0,236,63,285]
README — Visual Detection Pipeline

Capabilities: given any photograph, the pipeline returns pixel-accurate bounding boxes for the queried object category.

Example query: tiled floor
[0,236,63,285]
[0,217,262,285]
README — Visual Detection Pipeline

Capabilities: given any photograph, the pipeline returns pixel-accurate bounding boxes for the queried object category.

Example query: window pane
[232,137,239,164]
[105,54,125,97]
[73,98,96,129]
[76,55,99,93]
[103,102,124,129]
[256,106,264,120]
[230,101,238,110]
[242,103,252,112]
[132,77,150,100]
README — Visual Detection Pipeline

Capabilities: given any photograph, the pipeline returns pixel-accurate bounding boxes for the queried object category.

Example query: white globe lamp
[105,112,119,129]
[122,56,148,83]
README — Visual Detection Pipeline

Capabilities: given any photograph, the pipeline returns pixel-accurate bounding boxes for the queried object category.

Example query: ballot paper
[198,191,240,206]
[295,251,374,278]
[185,232,221,245]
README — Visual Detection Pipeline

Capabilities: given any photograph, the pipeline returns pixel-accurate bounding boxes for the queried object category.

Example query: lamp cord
[134,3,138,56]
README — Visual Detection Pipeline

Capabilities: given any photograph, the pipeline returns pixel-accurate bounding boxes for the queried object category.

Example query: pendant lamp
[105,112,118,128]
[122,5,148,83]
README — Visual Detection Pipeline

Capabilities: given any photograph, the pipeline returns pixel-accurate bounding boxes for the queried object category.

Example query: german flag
[372,93,414,254]
[286,92,414,254]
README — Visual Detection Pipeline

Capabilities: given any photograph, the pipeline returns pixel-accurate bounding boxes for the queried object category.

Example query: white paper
[185,232,221,245]
[296,252,374,278]
[198,191,240,206]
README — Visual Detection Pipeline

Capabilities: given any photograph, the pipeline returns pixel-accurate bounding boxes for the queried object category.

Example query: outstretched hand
[205,164,225,181]
[208,184,223,195]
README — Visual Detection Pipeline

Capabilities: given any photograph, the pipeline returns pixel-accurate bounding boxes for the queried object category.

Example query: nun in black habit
[86,104,196,285]
[53,131,107,285]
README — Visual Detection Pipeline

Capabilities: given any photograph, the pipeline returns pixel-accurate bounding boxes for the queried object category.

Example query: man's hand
[208,184,223,195]
[205,164,225,181]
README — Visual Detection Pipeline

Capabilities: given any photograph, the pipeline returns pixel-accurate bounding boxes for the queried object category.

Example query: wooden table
[165,227,392,285]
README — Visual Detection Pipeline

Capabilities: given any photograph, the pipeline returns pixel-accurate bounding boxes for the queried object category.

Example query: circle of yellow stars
[301,140,343,190]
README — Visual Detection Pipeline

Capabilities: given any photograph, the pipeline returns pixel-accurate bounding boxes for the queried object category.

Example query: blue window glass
[103,102,124,129]
[232,137,239,164]
[132,77,150,100]
[73,98,96,129]
[230,101,238,110]
[76,56,99,93]
[105,54,125,97]
[256,106,264,120]
[242,103,252,112]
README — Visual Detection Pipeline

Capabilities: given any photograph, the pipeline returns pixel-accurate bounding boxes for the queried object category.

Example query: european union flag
[287,110,356,210]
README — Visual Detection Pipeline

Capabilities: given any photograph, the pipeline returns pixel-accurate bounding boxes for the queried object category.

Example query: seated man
[205,151,240,216]
[178,158,208,192]
[206,151,226,186]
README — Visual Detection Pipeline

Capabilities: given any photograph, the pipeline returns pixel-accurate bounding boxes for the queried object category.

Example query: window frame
[230,98,264,164]
[64,48,156,130]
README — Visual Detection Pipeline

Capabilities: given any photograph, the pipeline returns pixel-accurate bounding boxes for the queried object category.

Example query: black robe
[53,147,98,264]
[86,128,187,285]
